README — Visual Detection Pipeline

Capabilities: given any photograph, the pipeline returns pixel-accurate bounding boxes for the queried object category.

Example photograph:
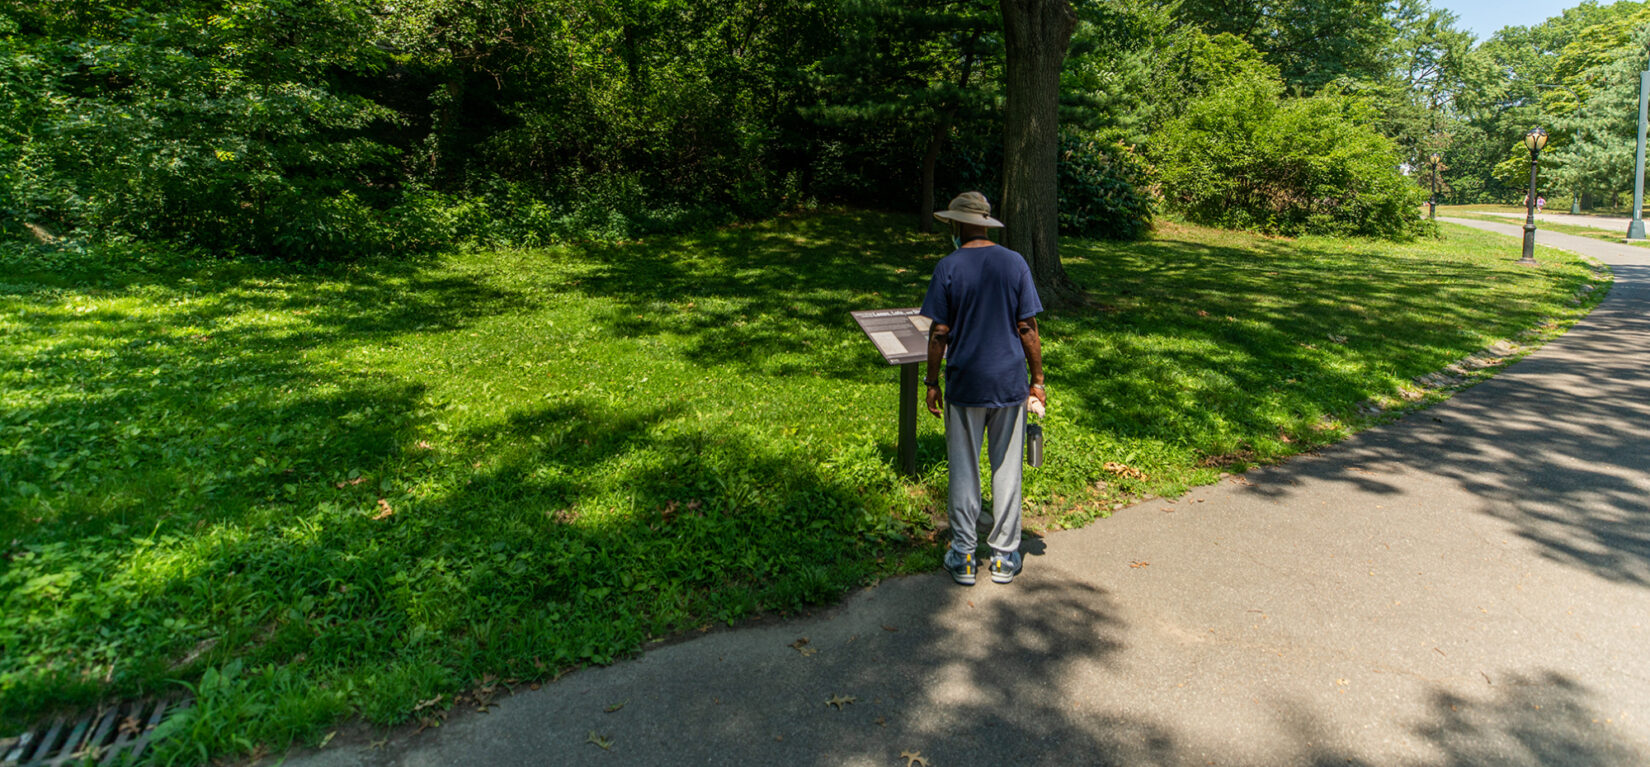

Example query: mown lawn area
[0,211,1608,760]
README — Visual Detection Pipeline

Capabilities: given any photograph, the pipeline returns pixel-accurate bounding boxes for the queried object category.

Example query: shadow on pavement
[1232,263,1650,587]
[420,570,1648,767]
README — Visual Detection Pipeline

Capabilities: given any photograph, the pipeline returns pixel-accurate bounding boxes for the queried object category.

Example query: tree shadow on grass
[0,258,528,528]
[1043,229,1595,461]
[498,211,1592,466]
[6,385,931,733]
[569,212,945,382]
[0,259,529,722]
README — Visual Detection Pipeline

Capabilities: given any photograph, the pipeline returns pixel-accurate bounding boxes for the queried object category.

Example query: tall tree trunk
[918,126,945,234]
[919,28,983,233]
[1001,0,1080,305]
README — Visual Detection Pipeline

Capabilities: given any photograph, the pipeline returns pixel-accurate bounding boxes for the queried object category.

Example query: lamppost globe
[1525,128,1548,156]
[1429,153,1441,167]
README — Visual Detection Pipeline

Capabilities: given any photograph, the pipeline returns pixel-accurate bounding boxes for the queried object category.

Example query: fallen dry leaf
[335,476,368,488]
[604,699,627,713]
[1129,561,1150,568]
[901,750,931,767]
[373,498,394,520]
[825,694,857,710]
[881,625,899,632]
[1104,461,1146,480]
[415,712,445,734]
[586,731,613,750]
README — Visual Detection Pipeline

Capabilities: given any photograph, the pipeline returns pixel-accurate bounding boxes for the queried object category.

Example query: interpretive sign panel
[850,308,932,365]
[850,307,931,476]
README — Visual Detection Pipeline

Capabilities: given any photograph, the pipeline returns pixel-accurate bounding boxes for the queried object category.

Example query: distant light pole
[1571,125,1582,214]
[1520,127,1548,265]
[1428,153,1441,220]
[1630,56,1649,240]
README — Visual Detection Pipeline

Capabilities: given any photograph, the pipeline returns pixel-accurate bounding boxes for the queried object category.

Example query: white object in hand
[1027,396,1045,417]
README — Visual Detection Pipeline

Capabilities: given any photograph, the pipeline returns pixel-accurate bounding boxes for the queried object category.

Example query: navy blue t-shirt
[919,244,1043,408]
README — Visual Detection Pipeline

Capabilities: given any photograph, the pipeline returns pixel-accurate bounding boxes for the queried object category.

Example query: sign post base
[898,362,919,477]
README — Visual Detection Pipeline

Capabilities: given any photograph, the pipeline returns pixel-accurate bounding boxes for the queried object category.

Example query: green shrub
[1157,81,1426,239]
[1058,132,1158,240]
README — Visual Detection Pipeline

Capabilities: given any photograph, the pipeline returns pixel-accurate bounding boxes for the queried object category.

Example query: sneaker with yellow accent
[989,550,1023,584]
[944,549,977,586]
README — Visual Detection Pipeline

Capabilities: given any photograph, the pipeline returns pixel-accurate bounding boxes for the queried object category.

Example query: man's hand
[1018,317,1045,413]
[925,323,950,418]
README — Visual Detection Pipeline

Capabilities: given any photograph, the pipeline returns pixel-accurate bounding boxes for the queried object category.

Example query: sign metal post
[850,308,932,477]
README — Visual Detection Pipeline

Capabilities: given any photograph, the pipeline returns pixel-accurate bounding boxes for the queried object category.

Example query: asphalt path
[284,219,1650,767]
[1474,211,1636,233]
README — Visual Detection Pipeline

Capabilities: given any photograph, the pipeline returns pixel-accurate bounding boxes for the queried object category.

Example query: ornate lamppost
[1519,127,1548,265]
[1428,153,1441,220]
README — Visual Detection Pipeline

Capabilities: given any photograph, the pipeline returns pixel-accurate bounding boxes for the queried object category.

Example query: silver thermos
[1026,422,1043,467]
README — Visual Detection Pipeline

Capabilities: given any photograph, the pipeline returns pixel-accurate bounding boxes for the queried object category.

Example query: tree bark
[1001,0,1081,305]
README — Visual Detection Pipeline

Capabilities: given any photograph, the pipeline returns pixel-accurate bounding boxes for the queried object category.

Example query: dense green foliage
[1441,1,1649,207]
[3,0,1526,256]
[1056,132,1155,239]
[1,0,413,257]
[0,211,1608,759]
[1158,80,1425,237]
[1173,0,1393,92]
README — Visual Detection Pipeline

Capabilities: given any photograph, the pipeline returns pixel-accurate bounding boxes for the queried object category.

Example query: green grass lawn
[0,211,1609,761]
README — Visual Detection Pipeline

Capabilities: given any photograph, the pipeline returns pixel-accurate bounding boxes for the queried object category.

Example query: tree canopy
[6,0,1637,266]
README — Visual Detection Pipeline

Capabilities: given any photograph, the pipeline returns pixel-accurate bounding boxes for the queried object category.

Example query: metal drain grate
[1,698,189,766]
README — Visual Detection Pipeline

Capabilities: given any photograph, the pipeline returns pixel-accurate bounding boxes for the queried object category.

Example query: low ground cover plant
[0,211,1606,761]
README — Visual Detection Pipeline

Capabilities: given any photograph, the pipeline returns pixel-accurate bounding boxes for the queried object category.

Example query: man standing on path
[921,191,1046,586]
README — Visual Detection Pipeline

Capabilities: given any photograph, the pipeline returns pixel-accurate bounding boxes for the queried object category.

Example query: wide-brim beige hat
[933,191,1005,228]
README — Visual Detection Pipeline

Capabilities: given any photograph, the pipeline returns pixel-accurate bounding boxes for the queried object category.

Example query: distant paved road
[280,220,1650,767]
[1474,210,1635,232]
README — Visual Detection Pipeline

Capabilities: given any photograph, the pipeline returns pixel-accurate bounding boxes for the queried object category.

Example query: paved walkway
[288,220,1650,767]
[1474,210,1637,233]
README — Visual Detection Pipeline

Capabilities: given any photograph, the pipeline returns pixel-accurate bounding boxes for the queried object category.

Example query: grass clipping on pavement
[0,211,1610,759]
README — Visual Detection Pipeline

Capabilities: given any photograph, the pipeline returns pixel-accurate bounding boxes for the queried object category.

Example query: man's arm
[1018,317,1045,407]
[924,323,950,417]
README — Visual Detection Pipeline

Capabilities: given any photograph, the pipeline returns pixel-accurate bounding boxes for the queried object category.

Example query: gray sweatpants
[945,401,1026,556]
